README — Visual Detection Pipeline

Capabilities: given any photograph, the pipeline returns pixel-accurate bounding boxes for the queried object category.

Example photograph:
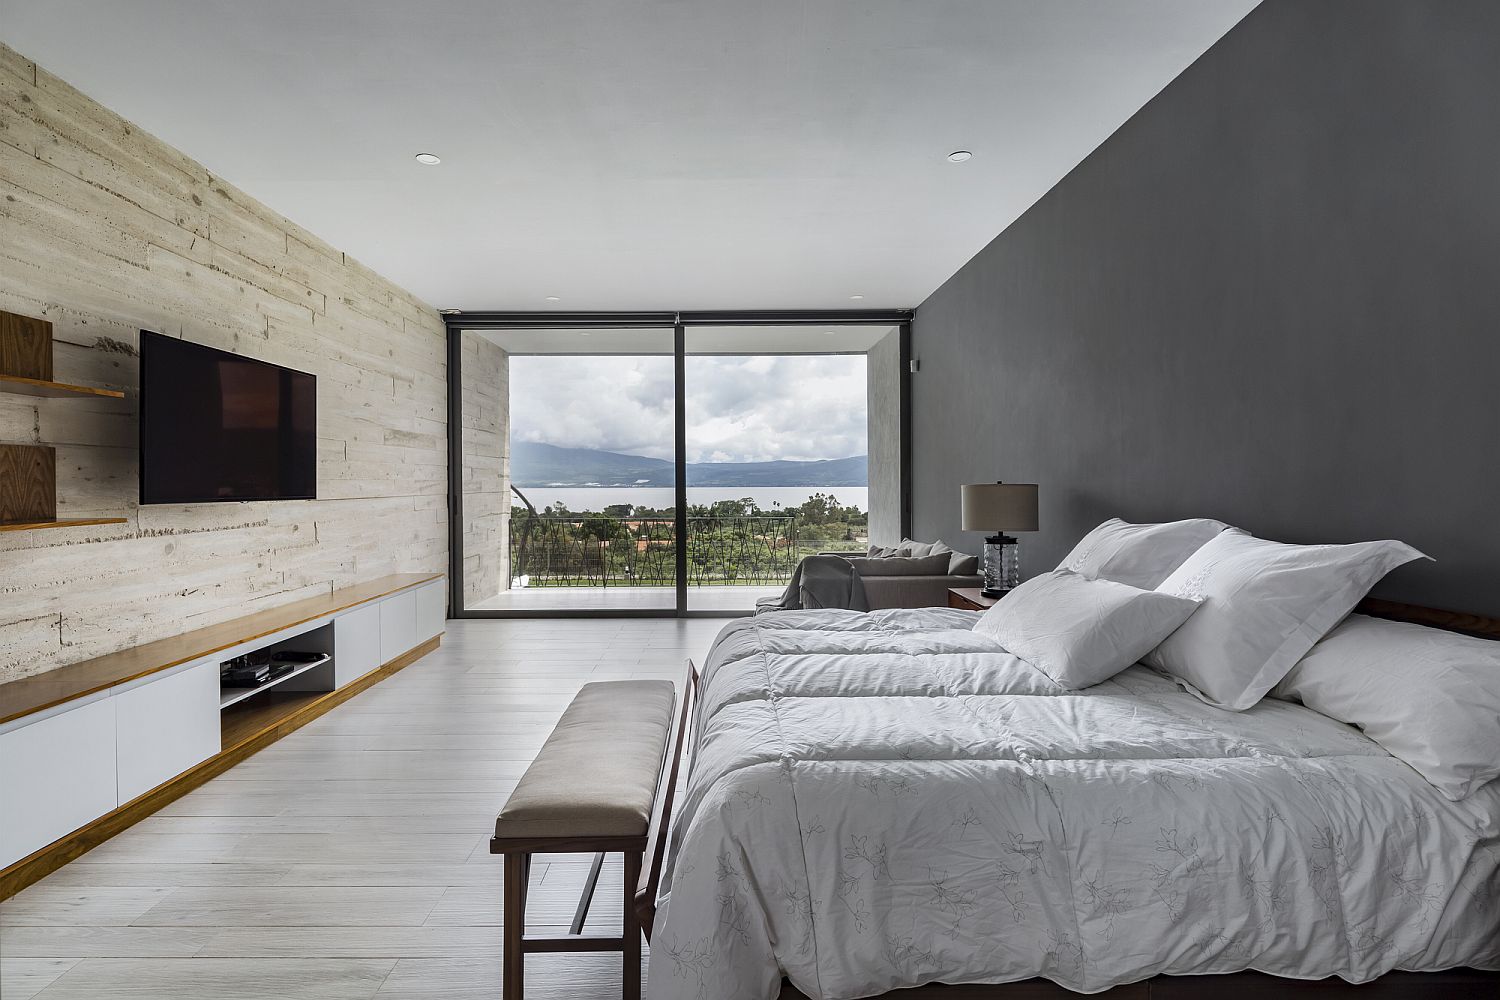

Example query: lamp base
[982,534,1021,595]
[979,587,1009,599]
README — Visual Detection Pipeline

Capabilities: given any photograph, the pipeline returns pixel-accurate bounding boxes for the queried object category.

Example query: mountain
[510,442,671,486]
[685,455,868,487]
[511,441,867,488]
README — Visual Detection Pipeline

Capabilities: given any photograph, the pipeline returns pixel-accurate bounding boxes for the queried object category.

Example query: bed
[642,606,1500,1000]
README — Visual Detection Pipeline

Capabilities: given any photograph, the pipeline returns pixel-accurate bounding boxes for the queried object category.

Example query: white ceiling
[4,1,1258,312]
[478,324,895,355]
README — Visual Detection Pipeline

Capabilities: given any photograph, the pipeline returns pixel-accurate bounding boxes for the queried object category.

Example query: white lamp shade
[960,483,1039,532]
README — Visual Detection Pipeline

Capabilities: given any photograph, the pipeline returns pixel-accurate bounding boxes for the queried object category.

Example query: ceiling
[478,324,896,355]
[3,1,1259,312]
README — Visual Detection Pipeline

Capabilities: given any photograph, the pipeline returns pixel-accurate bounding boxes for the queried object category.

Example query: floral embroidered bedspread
[645,608,1500,999]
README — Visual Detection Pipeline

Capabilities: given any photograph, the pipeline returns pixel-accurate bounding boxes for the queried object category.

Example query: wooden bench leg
[503,853,529,1000]
[624,850,642,1000]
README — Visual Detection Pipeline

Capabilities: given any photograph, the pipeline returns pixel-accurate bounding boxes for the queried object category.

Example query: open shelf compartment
[218,621,337,751]
[219,653,332,709]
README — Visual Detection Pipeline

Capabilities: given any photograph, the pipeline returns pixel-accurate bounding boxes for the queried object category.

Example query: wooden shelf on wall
[0,373,126,399]
[0,312,129,531]
[0,443,126,532]
[0,517,129,532]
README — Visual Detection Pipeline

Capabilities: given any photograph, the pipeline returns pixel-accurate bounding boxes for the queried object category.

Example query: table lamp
[960,482,1039,597]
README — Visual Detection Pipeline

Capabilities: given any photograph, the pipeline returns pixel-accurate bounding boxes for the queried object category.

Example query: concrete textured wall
[865,330,902,547]
[460,332,509,605]
[0,43,447,681]
[910,0,1500,612]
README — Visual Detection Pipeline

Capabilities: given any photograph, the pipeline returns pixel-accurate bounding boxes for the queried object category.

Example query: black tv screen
[139,331,316,503]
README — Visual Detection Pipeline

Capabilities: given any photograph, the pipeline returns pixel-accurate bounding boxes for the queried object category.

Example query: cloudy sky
[510,354,868,464]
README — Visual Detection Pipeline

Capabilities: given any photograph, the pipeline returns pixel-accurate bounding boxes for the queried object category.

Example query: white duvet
[645,608,1500,999]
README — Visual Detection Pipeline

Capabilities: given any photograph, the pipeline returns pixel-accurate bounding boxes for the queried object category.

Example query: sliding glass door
[450,316,907,616]
[683,325,897,612]
[456,327,678,613]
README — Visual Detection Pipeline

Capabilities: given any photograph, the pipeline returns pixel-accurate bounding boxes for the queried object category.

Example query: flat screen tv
[139,331,316,503]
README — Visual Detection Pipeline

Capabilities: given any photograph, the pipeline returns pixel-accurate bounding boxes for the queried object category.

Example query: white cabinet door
[379,591,417,664]
[0,697,118,869]
[414,581,446,643]
[114,659,221,805]
[335,603,382,686]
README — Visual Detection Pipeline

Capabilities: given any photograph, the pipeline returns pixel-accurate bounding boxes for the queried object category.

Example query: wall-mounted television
[139,331,316,504]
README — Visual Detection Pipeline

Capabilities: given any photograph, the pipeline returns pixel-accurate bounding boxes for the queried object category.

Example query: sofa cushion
[948,552,979,575]
[863,574,982,610]
[899,538,943,558]
[844,553,952,576]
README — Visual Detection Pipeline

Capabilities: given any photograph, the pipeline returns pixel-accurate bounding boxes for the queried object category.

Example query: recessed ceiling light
[824,330,837,336]
[579,331,592,337]
[544,296,561,302]
[947,150,973,163]
[414,152,441,165]
[849,294,865,301]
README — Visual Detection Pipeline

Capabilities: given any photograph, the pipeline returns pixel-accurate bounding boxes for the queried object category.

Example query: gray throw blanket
[755,554,868,613]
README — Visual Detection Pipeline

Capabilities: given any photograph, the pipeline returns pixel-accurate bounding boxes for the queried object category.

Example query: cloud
[508,354,868,463]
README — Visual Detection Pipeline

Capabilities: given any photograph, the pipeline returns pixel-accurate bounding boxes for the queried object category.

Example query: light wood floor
[0,618,731,1000]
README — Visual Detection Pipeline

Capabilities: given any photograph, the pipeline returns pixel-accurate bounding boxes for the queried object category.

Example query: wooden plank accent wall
[460,332,509,606]
[0,42,448,683]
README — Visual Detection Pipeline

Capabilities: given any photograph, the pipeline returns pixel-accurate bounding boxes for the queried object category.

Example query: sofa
[829,539,982,610]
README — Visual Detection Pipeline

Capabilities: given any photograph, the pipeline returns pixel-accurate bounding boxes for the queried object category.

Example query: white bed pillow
[972,569,1202,689]
[1145,532,1428,710]
[1058,517,1232,590]
[1273,615,1500,800]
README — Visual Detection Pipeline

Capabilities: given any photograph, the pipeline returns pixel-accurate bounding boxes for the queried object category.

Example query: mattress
[645,608,1500,1000]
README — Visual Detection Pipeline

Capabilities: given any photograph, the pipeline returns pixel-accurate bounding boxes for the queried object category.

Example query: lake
[511,486,870,513]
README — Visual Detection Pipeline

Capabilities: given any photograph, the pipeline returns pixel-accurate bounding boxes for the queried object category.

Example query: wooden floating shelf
[0,517,129,532]
[0,374,126,399]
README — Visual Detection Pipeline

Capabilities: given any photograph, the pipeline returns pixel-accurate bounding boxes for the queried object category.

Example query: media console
[0,573,445,898]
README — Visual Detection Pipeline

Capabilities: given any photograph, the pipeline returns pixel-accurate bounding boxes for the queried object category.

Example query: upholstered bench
[491,668,695,1000]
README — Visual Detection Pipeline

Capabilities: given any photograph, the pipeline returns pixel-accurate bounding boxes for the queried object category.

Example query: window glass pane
[458,328,677,612]
[683,325,893,612]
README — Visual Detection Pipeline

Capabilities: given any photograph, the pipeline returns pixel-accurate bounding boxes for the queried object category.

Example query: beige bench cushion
[494,679,675,842]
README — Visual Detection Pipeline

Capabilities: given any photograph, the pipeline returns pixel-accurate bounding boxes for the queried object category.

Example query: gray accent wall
[866,329,903,547]
[911,0,1500,613]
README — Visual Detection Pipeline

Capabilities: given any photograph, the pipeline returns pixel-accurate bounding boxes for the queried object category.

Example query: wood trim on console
[0,573,443,725]
[0,633,441,901]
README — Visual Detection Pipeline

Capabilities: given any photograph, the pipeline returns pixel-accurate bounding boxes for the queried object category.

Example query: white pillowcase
[1145,532,1427,710]
[1273,615,1500,800]
[972,569,1202,689]
[1058,517,1232,590]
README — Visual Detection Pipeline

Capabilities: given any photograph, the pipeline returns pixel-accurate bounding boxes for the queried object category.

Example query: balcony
[467,512,865,612]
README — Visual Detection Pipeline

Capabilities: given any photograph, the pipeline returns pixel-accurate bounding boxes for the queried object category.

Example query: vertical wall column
[459,331,511,606]
[865,329,903,546]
